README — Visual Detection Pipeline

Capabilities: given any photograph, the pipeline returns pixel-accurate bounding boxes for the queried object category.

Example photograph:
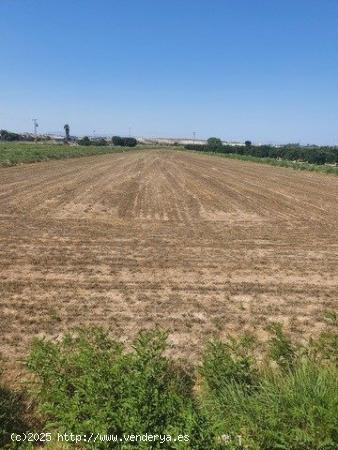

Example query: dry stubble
[0,149,337,375]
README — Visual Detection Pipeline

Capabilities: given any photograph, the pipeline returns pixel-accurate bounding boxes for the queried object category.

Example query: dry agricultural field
[1,149,338,374]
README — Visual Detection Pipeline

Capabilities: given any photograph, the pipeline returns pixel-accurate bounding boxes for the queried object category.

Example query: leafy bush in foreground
[23,325,338,449]
[27,328,212,449]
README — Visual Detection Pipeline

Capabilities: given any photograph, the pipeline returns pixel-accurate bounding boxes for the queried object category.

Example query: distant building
[223,141,245,146]
[137,137,246,146]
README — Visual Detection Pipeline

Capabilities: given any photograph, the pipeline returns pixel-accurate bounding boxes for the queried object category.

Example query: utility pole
[193,131,196,144]
[32,119,39,141]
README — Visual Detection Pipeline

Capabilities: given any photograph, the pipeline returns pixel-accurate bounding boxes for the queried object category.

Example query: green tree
[112,136,123,146]
[78,136,91,146]
[207,137,223,150]
[112,136,137,147]
[0,130,21,141]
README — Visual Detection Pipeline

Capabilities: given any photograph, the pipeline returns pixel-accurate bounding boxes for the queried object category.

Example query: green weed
[0,142,136,167]
[1,325,336,449]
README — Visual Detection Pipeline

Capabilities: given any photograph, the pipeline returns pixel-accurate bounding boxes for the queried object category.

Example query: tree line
[0,130,138,148]
[0,129,50,142]
[185,138,338,165]
[78,136,137,147]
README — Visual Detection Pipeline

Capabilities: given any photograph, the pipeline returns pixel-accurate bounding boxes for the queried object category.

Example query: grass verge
[181,149,338,176]
[0,142,137,167]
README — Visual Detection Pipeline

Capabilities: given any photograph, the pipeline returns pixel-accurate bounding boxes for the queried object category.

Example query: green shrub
[20,325,338,449]
[200,334,257,392]
[27,328,213,449]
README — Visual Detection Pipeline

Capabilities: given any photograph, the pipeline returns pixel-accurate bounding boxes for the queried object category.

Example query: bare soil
[1,149,337,374]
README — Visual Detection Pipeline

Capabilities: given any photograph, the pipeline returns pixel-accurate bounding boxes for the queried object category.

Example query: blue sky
[1,0,338,144]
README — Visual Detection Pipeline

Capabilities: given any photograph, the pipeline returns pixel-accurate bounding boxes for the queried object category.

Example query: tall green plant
[200,326,338,450]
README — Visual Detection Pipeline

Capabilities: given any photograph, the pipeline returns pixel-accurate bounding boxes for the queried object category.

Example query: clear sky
[1,0,338,144]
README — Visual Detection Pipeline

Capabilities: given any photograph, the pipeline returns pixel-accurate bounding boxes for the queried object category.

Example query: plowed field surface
[1,150,337,366]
